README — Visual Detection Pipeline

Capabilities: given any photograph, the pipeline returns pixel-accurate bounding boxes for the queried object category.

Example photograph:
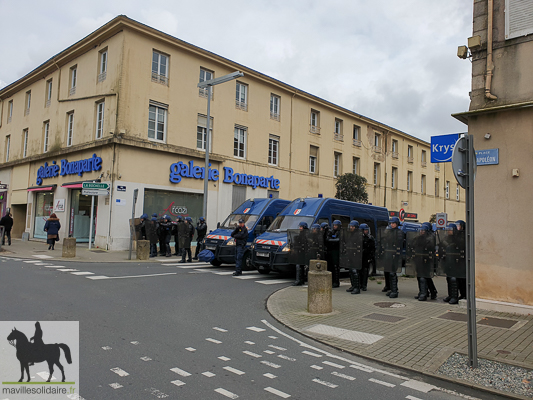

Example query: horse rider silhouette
[28,321,44,366]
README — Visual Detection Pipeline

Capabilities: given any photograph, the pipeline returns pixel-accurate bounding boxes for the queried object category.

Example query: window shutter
[505,0,533,39]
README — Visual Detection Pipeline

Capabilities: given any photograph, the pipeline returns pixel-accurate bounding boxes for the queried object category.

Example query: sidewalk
[267,276,533,399]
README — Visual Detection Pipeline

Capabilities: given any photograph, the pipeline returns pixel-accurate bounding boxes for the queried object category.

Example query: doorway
[69,189,96,242]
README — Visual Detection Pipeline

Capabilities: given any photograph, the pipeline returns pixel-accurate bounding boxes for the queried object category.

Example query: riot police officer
[441,223,461,304]
[455,220,467,300]
[138,214,148,240]
[231,218,248,276]
[326,220,342,288]
[158,215,166,256]
[148,213,159,257]
[384,217,403,298]
[173,216,183,256]
[194,217,207,260]
[345,220,362,294]
[180,217,195,263]
[308,224,325,261]
[410,223,438,301]
[291,221,309,286]
[159,215,173,257]
[360,223,375,291]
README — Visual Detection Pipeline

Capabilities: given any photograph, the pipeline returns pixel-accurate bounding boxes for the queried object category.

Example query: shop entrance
[34,192,54,239]
[69,189,96,242]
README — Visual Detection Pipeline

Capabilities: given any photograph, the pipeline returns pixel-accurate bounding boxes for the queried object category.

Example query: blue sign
[476,148,499,165]
[36,153,102,185]
[430,133,460,163]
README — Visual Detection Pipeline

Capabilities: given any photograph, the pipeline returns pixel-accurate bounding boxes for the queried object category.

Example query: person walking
[0,212,13,246]
[43,213,61,250]
[231,218,248,276]
[193,217,207,260]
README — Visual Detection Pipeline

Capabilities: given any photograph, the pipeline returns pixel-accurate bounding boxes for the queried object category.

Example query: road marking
[214,271,236,275]
[401,380,437,393]
[255,279,293,285]
[185,347,196,352]
[264,387,291,398]
[268,345,287,351]
[161,263,181,266]
[214,388,239,399]
[263,373,277,379]
[310,365,323,370]
[268,336,278,339]
[322,361,345,369]
[302,350,322,358]
[369,378,396,388]
[261,360,281,369]
[44,265,65,268]
[57,269,78,272]
[213,327,228,332]
[190,269,210,273]
[101,346,112,350]
[32,263,47,265]
[70,272,94,275]
[277,354,296,361]
[33,255,53,259]
[86,275,110,280]
[109,383,123,389]
[86,272,178,280]
[223,366,245,375]
[244,341,255,345]
[202,371,216,377]
[243,350,262,358]
[170,367,191,377]
[304,324,383,344]
[312,378,338,388]
[233,274,260,279]
[140,356,152,361]
[145,387,169,398]
[331,371,356,381]
[350,364,373,373]
[247,326,266,332]
[176,264,213,269]
[131,341,140,345]
[263,350,275,354]
[24,260,42,264]
[206,338,222,344]
[406,396,424,400]
[218,356,231,361]
[171,380,185,387]
[110,367,129,377]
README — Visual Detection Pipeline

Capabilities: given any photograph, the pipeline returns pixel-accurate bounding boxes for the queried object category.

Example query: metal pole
[128,189,138,260]
[465,134,478,368]
[203,85,212,220]
[88,195,95,250]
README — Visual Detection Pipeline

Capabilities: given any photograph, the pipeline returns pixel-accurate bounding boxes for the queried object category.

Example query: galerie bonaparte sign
[36,154,103,185]
[169,160,280,190]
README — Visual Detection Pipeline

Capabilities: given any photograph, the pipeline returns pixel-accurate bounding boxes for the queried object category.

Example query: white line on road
[310,365,323,370]
[261,360,281,369]
[213,271,236,275]
[331,371,356,381]
[268,336,278,339]
[185,347,196,352]
[255,279,293,285]
[101,346,112,350]
[57,269,78,272]
[202,371,216,377]
[312,378,338,388]
[218,356,231,361]
[206,338,222,344]
[24,260,42,264]
[263,350,275,354]
[213,327,228,332]
[233,274,260,279]
[110,367,129,377]
[171,380,185,386]
[87,272,178,280]
[223,366,245,375]
[246,326,266,332]
[176,264,212,269]
[350,364,373,373]
[32,255,53,259]
[244,341,255,345]
[369,378,396,388]
[322,361,345,369]
[86,275,110,280]
[140,356,152,361]
[44,265,65,268]
[243,350,262,358]
[401,380,437,393]
[170,367,191,377]
[214,388,239,399]
[70,272,94,275]
[109,383,123,389]
[277,354,296,361]
[131,341,140,345]
[191,269,210,273]
[264,387,291,398]
[145,387,169,398]
[302,350,322,358]
[406,396,423,400]
[268,345,287,351]
[263,373,277,379]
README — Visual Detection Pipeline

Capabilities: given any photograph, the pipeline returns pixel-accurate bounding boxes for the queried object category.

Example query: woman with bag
[44,213,61,250]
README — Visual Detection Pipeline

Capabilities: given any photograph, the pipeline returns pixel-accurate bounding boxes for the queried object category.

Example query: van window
[332,214,351,228]
[259,216,273,229]
[358,218,375,236]
[316,217,329,226]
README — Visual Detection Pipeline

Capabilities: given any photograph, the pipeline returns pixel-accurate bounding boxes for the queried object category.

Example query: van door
[332,214,351,229]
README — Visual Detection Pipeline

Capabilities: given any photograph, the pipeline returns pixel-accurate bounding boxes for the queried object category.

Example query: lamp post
[197,71,244,222]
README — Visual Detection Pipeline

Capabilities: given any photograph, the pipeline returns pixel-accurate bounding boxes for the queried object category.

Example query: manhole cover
[479,317,518,329]
[363,313,406,323]
[373,302,406,308]
[437,312,468,322]
[496,349,511,354]
[90,250,106,253]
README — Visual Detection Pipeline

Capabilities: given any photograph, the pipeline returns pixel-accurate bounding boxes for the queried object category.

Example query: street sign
[452,136,477,189]
[0,184,8,190]
[82,189,109,196]
[430,133,461,163]
[82,182,109,190]
[117,185,126,192]
[436,212,447,228]
[476,148,499,166]
[399,208,405,222]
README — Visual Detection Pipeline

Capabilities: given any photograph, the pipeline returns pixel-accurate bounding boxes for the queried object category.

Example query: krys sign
[430,133,461,163]
[36,154,102,186]
[169,160,280,190]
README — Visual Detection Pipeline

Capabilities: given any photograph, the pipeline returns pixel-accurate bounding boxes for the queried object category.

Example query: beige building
[0,15,464,250]
[453,0,533,308]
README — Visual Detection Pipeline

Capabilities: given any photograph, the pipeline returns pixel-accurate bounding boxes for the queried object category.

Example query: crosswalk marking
[264,387,291,398]
[255,279,293,285]
[302,350,322,358]
[242,350,262,358]
[202,371,216,377]
[215,388,239,399]
[110,367,129,377]
[369,378,396,388]
[223,366,245,375]
[218,356,231,361]
[312,378,338,388]
[171,380,186,387]
[263,373,277,379]
[233,275,260,279]
[246,326,266,332]
[213,327,228,332]
[260,360,281,369]
[185,347,196,352]
[58,269,78,272]
[70,272,94,276]
[323,361,345,369]
[206,338,222,344]
[331,371,356,381]
[170,367,191,377]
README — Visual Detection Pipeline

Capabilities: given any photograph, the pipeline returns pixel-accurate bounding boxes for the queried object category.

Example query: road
[0,256,507,400]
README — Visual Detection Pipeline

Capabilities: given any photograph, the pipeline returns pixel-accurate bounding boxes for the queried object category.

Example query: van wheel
[243,252,253,271]
[258,268,271,275]
[211,259,222,267]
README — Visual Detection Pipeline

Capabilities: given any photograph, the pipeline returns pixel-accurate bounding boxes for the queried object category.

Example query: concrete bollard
[136,240,150,260]
[307,259,332,314]
[62,238,76,258]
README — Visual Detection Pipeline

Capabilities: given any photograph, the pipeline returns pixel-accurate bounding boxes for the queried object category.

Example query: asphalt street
[0,256,509,400]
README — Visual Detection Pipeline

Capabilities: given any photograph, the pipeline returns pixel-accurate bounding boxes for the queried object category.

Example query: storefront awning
[27,185,57,192]
[62,179,101,189]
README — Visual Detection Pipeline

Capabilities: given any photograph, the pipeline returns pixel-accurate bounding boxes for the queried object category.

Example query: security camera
[457,45,468,59]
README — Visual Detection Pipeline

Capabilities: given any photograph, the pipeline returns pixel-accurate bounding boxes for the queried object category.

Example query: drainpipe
[485,0,498,100]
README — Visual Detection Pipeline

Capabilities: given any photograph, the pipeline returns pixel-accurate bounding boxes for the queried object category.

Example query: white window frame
[421,174,426,194]
[334,153,341,177]
[67,112,74,147]
[435,178,439,197]
[309,155,317,174]
[196,114,213,152]
[96,102,105,139]
[407,171,412,192]
[446,181,450,199]
[71,67,77,89]
[311,111,318,127]
[373,163,379,185]
[353,125,360,140]
[408,145,413,158]
[5,135,10,162]
[43,121,49,153]
[335,120,341,134]
[234,126,247,159]
[392,167,397,188]
[456,185,460,201]
[505,0,533,39]
[8,100,13,123]
[199,68,213,98]
[46,80,52,107]
[268,135,279,166]
[352,157,359,175]
[148,103,168,143]
[421,150,426,162]
[235,82,248,111]
[152,51,169,85]
[392,140,398,153]
[374,133,380,147]
[25,91,31,115]
[98,50,108,82]
[22,129,28,158]
[270,94,280,121]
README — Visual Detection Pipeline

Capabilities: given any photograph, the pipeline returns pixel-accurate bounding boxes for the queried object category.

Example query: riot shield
[375,227,403,273]
[438,230,466,278]
[145,220,158,244]
[307,231,326,262]
[178,222,188,248]
[405,231,435,278]
[339,228,363,270]
[287,229,308,265]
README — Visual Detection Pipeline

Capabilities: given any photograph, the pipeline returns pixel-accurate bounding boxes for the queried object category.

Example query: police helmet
[152,213,158,218]
[163,214,170,220]
[389,217,400,225]
[455,220,466,230]
[349,220,359,228]
[238,218,245,223]
[298,221,308,229]
[446,222,458,233]
[185,217,192,223]
[199,217,205,223]
[333,220,342,227]
[141,213,148,220]
[320,222,329,230]
[359,223,370,231]
[311,224,321,230]
[419,223,431,232]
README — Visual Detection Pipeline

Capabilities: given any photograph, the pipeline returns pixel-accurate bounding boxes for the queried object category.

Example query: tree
[335,173,368,204]
[429,214,436,224]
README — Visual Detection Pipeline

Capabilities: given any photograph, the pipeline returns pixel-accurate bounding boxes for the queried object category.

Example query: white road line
[70,272,94,275]
[264,387,291,398]
[101,346,112,350]
[322,361,345,369]
[206,338,222,344]
[312,378,338,388]
[160,263,181,266]
[24,260,42,263]
[401,380,437,393]
[310,365,323,370]
[86,275,109,280]
[213,271,236,275]
[176,264,212,269]
[57,268,78,272]
[218,356,231,361]
[202,371,216,377]
[223,366,245,375]
[233,275,260,279]
[88,272,178,280]
[170,367,191,377]
[261,360,281,369]
[131,341,140,345]
[185,347,196,352]
[263,373,277,379]
[268,336,278,339]
[350,365,374,373]
[44,265,65,268]
[110,367,129,377]
[33,255,53,259]
[277,354,296,361]
[331,371,356,381]
[263,350,275,355]
[214,388,239,399]
[145,387,169,398]
[255,279,293,285]
[109,383,123,389]
[369,378,396,388]
[302,350,322,358]
[190,269,210,273]
[213,327,228,332]
[247,326,266,332]
[406,396,423,400]
[140,356,152,361]
[268,345,287,351]
[244,341,255,345]
[171,380,186,387]
[243,350,262,358]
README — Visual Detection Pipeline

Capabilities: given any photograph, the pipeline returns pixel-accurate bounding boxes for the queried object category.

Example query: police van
[251,197,390,274]
[203,198,290,268]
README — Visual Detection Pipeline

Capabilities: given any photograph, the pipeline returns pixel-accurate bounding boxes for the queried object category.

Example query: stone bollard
[136,240,150,260]
[62,238,76,258]
[307,259,332,314]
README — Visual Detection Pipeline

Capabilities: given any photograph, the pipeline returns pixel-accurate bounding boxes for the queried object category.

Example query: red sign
[389,210,418,220]
[294,209,302,215]
[399,209,405,222]
[243,208,250,214]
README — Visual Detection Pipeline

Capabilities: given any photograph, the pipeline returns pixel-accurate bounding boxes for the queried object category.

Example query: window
[234,126,247,158]
[67,112,74,146]
[45,79,52,107]
[505,0,533,39]
[22,129,28,158]
[152,51,168,85]
[196,114,213,151]
[352,157,359,175]
[309,146,318,174]
[310,110,320,133]
[421,174,426,194]
[148,103,167,142]
[96,102,105,139]
[199,68,213,98]
[456,185,460,201]
[334,152,342,177]
[392,167,397,188]
[270,94,280,121]
[373,133,381,152]
[24,91,31,116]
[7,100,13,123]
[353,125,361,146]
[334,119,343,140]
[446,181,450,199]
[69,66,77,96]
[98,49,108,82]
[392,139,398,158]
[407,145,413,162]
[43,121,49,153]
[373,163,380,186]
[435,178,439,197]
[268,135,279,165]
[235,82,248,111]
[421,150,427,167]
[407,171,413,192]
[5,135,10,162]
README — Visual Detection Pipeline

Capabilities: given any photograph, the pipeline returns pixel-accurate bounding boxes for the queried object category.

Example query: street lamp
[198,71,244,223]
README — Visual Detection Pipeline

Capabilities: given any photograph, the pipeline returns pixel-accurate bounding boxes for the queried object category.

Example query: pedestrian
[43,213,61,250]
[455,220,467,300]
[193,217,207,260]
[346,220,362,294]
[159,215,172,257]
[326,220,342,288]
[0,212,13,246]
[292,221,308,286]
[179,217,195,263]
[173,216,183,256]
[231,218,248,276]
[360,223,375,291]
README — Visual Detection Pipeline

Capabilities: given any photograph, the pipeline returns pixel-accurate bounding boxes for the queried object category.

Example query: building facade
[454,0,533,307]
[0,16,464,250]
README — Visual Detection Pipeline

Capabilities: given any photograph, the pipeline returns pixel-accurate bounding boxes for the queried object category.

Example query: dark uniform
[194,217,207,260]
[440,223,464,305]
[455,220,467,300]
[0,213,13,246]
[345,220,362,294]
[383,217,403,298]
[360,223,375,292]
[180,217,195,263]
[138,213,148,240]
[231,219,248,276]
[326,220,342,288]
[159,215,173,257]
[173,216,183,256]
[147,214,159,257]
[291,221,309,286]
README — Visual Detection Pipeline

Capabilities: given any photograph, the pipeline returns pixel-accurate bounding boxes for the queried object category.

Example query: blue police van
[251,197,390,274]
[203,198,290,268]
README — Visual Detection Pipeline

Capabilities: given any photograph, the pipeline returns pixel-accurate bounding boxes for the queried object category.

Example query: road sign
[436,212,447,228]
[452,136,477,189]
[399,208,405,222]
[0,184,8,190]
[476,148,499,165]
[430,133,461,163]
[117,185,126,192]
[82,182,109,190]
[82,189,109,196]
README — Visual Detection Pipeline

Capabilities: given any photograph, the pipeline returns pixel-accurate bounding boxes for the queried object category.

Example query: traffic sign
[436,212,447,228]
[82,182,109,190]
[82,189,109,196]
[399,208,405,222]
[452,136,477,189]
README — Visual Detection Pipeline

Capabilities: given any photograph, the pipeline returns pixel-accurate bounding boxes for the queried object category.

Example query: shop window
[34,192,54,239]
[143,189,203,226]
[69,189,96,242]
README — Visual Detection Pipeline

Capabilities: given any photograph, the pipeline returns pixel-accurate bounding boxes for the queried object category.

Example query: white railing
[98,72,107,83]
[24,108,30,116]
[310,125,320,134]
[270,112,280,122]
[235,100,248,111]
[151,72,168,86]
[407,156,414,163]
[69,87,76,96]
[353,139,361,147]
[372,145,382,153]
[45,99,51,108]
[334,132,344,141]
[435,164,440,172]
[392,151,398,159]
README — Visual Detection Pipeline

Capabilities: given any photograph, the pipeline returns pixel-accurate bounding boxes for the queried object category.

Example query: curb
[265,286,529,400]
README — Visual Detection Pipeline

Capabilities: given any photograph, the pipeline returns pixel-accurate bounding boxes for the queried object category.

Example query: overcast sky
[0,0,472,141]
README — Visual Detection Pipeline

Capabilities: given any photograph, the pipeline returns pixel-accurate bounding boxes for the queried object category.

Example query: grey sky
[0,0,472,141]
